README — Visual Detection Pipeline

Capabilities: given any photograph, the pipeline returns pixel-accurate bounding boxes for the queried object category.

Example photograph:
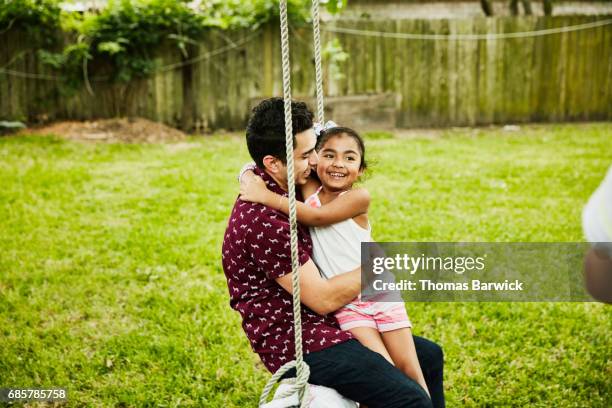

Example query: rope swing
[258,0,323,407]
[259,0,329,406]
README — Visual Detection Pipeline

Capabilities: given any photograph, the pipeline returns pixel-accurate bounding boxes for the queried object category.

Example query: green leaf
[322,0,347,14]
[37,49,66,69]
[98,41,124,55]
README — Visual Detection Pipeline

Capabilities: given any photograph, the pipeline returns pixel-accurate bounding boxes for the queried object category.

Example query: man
[221,97,444,407]
[583,164,612,303]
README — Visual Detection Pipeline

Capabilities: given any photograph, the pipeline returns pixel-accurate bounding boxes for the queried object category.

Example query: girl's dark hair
[316,126,367,171]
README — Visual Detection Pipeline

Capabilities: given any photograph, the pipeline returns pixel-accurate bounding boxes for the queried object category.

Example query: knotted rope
[259,0,323,406]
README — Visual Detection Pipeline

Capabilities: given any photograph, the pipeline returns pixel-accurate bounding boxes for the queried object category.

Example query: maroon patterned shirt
[221,168,352,373]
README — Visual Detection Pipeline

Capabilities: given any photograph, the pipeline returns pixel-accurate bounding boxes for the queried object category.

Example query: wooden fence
[1,15,610,131]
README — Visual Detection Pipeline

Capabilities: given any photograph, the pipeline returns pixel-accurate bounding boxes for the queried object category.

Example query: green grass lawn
[1,123,611,407]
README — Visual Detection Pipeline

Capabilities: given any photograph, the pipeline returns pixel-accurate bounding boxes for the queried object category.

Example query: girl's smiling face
[316,133,363,192]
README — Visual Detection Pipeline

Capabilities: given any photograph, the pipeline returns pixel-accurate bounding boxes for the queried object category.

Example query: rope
[0,68,61,80]
[259,0,310,406]
[323,18,612,41]
[158,31,258,72]
[0,32,257,81]
[311,0,324,124]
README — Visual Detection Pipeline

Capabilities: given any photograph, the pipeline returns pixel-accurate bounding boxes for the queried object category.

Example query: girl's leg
[335,306,393,364]
[348,327,394,365]
[381,328,430,398]
[412,336,445,408]
[347,327,393,408]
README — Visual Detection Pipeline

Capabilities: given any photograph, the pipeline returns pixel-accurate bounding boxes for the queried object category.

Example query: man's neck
[264,169,288,192]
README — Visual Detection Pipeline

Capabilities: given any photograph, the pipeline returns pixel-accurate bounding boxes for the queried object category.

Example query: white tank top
[305,187,372,279]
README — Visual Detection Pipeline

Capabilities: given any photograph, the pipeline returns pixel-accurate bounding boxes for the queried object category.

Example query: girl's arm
[240,175,370,227]
[237,164,320,199]
[238,163,257,184]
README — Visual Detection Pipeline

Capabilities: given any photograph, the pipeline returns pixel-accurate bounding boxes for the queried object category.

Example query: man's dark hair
[246,97,314,168]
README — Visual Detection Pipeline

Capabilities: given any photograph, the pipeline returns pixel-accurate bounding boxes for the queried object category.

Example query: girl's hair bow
[313,120,338,136]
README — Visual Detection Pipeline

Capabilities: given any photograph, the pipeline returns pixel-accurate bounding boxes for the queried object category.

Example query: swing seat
[261,382,358,408]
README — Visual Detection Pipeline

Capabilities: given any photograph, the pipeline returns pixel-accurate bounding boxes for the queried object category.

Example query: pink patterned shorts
[334,299,412,332]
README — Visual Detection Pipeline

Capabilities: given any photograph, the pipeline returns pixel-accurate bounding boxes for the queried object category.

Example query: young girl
[240,126,430,398]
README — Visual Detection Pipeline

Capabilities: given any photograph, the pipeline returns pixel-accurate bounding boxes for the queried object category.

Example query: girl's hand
[239,175,271,204]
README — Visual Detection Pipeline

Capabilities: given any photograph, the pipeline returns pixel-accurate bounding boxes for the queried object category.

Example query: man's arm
[275,259,360,316]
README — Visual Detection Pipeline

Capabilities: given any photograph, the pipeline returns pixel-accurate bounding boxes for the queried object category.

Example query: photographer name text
[373,279,524,291]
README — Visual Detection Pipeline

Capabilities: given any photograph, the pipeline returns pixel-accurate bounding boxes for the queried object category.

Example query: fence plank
[1,16,610,129]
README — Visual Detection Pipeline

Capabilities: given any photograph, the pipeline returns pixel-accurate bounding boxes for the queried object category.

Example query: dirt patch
[21,117,186,143]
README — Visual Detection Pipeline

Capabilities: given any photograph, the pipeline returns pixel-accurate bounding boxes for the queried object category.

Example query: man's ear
[262,155,284,174]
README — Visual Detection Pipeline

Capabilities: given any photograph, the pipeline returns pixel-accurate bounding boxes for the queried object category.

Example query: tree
[509,0,554,16]
[480,0,553,16]
[480,0,494,16]
[543,0,553,16]
[510,0,532,16]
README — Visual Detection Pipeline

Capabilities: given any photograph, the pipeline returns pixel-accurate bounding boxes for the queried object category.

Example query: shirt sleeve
[247,207,311,280]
